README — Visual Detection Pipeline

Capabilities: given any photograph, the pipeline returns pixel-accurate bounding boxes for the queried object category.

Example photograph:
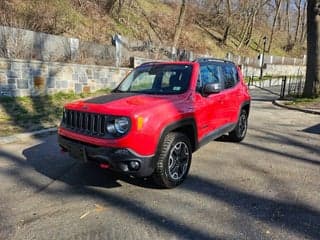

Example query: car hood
[65,92,190,116]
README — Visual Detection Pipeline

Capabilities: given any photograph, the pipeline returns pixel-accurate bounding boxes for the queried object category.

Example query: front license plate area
[69,145,87,162]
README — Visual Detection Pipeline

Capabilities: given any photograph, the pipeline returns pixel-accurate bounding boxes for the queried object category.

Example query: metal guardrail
[280,75,305,99]
[248,75,305,99]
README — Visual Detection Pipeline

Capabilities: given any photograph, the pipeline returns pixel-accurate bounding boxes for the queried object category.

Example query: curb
[0,127,57,145]
[273,100,320,115]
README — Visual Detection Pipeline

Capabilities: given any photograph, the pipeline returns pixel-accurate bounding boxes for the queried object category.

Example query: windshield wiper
[112,89,127,93]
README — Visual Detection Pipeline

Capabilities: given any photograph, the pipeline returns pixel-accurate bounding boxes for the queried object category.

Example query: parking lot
[0,88,319,240]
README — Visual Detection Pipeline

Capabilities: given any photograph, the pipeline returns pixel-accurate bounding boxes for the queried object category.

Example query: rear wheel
[228,109,248,142]
[152,132,192,188]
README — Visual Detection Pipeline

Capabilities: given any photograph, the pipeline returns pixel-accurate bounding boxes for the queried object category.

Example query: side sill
[196,123,236,150]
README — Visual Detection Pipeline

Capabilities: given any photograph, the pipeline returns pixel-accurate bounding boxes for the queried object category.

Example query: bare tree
[237,0,268,49]
[285,0,292,46]
[299,0,307,43]
[237,4,253,49]
[303,0,320,97]
[100,0,126,15]
[172,0,187,50]
[276,2,283,31]
[222,0,231,45]
[294,0,302,43]
[267,0,282,52]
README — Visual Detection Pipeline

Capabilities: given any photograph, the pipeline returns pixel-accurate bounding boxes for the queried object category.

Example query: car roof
[193,57,235,65]
[138,61,196,67]
[137,58,236,68]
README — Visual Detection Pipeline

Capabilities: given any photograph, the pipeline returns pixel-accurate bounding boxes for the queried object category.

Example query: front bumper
[58,135,155,177]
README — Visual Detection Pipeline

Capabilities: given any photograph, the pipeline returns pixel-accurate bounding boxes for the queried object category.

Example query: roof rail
[193,57,234,64]
[139,61,164,66]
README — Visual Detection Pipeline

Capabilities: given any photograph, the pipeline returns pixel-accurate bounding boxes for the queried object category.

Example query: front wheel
[228,109,248,142]
[152,132,192,188]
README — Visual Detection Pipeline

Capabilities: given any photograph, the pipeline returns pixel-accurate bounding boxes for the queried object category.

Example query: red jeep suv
[58,58,251,188]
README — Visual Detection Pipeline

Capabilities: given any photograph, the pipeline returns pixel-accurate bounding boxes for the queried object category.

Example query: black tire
[228,109,248,142]
[152,132,192,188]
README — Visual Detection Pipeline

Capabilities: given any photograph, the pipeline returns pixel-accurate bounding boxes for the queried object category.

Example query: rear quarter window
[222,64,239,89]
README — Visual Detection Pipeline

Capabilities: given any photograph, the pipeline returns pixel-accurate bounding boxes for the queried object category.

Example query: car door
[193,63,225,140]
[221,63,242,124]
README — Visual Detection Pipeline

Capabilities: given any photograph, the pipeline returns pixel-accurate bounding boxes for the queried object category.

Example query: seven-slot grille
[62,109,107,136]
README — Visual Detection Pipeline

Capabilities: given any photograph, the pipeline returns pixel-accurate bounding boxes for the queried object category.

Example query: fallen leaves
[80,204,107,219]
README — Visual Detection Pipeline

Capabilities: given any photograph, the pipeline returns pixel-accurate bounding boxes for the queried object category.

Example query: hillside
[0,0,306,59]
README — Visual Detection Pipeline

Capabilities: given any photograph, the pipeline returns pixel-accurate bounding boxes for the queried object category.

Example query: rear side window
[222,65,239,89]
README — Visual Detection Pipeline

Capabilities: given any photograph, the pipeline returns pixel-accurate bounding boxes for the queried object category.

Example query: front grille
[62,109,107,137]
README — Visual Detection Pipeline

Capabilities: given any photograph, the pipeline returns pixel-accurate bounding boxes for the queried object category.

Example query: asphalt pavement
[0,87,319,240]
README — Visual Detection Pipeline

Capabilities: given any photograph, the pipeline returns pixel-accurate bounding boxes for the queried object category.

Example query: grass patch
[285,97,320,104]
[291,97,320,103]
[284,96,320,110]
[245,75,304,83]
[0,89,110,137]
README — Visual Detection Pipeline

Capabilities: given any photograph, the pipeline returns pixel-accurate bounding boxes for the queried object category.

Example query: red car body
[58,59,251,181]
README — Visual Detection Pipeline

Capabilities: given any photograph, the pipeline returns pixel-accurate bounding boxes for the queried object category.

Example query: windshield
[115,64,193,94]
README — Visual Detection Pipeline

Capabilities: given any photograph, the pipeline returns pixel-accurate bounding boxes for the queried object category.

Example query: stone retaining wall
[0,58,130,97]
[242,64,305,77]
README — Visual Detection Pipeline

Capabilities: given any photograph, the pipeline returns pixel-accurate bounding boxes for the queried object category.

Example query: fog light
[129,161,140,170]
[119,163,129,172]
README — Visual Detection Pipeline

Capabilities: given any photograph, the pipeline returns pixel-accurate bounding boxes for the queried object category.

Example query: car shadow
[1,144,222,240]
[5,132,317,239]
[302,123,320,135]
[182,175,320,240]
[22,134,159,189]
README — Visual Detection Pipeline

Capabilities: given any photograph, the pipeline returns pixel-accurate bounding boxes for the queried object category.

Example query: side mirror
[203,83,221,95]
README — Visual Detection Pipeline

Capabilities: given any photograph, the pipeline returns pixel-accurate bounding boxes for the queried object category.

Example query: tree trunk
[238,15,249,42]
[285,0,291,45]
[222,25,230,44]
[237,15,251,49]
[299,0,307,43]
[240,0,268,48]
[135,0,163,43]
[303,0,320,97]
[245,7,260,47]
[117,0,125,14]
[244,13,255,46]
[107,0,125,15]
[172,0,187,50]
[277,15,282,31]
[222,0,231,45]
[267,0,282,52]
[106,0,118,14]
[294,0,302,43]
[300,26,307,44]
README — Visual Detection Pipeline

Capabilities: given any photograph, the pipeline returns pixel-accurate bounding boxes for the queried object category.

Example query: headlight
[115,117,130,134]
[106,117,130,136]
